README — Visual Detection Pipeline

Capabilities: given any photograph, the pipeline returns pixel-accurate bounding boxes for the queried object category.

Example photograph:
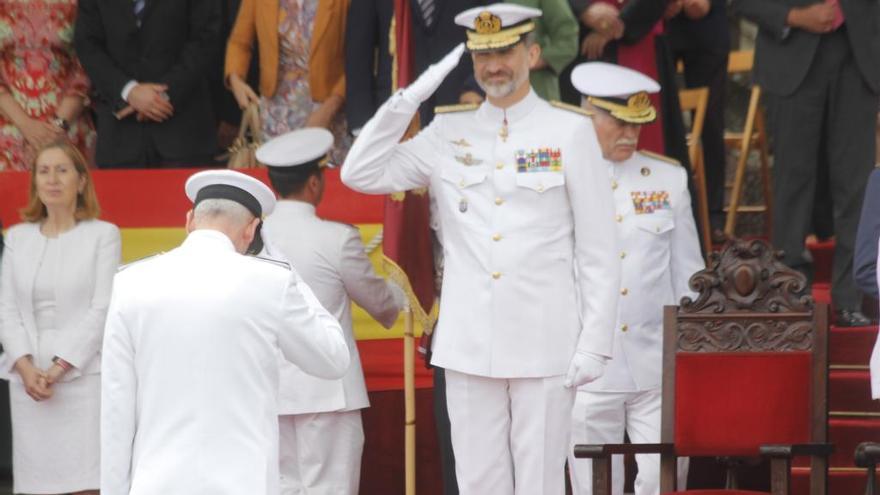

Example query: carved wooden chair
[855,442,880,494]
[574,239,832,495]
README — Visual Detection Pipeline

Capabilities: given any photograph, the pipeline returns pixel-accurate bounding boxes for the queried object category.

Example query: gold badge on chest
[455,153,483,166]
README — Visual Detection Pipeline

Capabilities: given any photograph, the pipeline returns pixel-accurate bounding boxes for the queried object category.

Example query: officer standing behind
[566,63,704,495]
[256,128,405,495]
[341,5,620,494]
[100,170,351,495]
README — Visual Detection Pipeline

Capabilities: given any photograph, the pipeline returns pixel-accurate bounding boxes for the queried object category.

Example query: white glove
[403,43,467,105]
[564,351,607,388]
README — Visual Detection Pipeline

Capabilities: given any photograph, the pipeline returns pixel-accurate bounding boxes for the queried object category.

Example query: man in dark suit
[854,165,880,299]
[668,0,729,243]
[734,0,880,326]
[74,0,220,168]
[344,0,394,134]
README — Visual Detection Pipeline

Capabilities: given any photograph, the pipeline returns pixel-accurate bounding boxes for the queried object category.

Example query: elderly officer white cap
[185,169,277,217]
[571,62,661,124]
[256,127,335,169]
[454,3,542,52]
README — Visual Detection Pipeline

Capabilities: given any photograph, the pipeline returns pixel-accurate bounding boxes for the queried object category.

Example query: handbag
[227,103,264,169]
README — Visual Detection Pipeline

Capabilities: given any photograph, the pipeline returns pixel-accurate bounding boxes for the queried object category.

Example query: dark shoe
[835,309,873,327]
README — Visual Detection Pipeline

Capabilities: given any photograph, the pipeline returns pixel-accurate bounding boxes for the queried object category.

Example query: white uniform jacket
[100,229,351,495]
[342,89,620,378]
[0,220,120,380]
[264,200,402,414]
[582,152,704,392]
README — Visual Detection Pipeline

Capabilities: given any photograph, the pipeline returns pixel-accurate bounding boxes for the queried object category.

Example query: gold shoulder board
[550,100,593,117]
[638,150,681,166]
[434,103,479,114]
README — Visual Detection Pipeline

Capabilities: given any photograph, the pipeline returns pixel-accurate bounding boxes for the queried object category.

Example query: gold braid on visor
[466,12,535,51]
[587,92,657,124]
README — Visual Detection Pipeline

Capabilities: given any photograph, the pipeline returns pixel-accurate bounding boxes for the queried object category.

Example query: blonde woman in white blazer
[0,142,120,495]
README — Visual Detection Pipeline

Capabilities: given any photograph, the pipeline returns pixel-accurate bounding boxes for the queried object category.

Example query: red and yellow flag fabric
[0,168,431,391]
[386,0,439,335]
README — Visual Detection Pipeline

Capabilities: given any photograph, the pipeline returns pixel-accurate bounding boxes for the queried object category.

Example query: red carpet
[788,241,879,494]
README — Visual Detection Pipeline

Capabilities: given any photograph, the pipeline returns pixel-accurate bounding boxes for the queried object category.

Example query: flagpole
[403,303,416,495]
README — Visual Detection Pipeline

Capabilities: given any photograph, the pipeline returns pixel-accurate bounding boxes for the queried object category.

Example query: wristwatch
[52,116,70,131]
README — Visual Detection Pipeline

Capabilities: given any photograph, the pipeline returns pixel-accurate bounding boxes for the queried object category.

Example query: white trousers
[568,389,688,495]
[279,410,364,495]
[445,369,575,495]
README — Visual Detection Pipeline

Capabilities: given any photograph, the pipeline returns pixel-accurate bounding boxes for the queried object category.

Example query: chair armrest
[855,442,880,467]
[573,443,675,459]
[759,443,834,459]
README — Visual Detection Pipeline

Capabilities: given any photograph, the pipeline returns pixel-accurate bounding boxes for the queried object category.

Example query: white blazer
[0,219,120,380]
[264,200,402,415]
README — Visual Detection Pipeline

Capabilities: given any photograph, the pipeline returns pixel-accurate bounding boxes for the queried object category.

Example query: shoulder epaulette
[434,103,479,114]
[550,100,593,117]
[252,256,291,270]
[638,150,681,166]
[118,253,162,272]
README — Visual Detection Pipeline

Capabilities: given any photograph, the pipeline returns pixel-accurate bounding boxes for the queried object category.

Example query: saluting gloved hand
[564,351,607,388]
[402,43,467,105]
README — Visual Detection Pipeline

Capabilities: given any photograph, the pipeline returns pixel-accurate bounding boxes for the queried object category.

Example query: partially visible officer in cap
[567,62,703,495]
[257,128,405,495]
[341,4,620,494]
[100,170,351,495]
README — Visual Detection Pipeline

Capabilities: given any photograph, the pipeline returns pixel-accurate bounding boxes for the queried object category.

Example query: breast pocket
[441,168,488,189]
[635,215,675,236]
[515,172,565,193]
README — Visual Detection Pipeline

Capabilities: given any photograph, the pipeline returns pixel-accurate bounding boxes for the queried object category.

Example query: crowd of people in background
[1,0,880,493]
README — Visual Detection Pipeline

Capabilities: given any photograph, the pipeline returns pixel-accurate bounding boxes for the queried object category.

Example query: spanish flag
[0,168,431,391]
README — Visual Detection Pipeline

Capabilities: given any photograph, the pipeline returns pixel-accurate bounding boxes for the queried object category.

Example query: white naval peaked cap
[185,169,276,217]
[570,62,660,124]
[570,62,660,98]
[255,127,335,168]
[454,4,542,52]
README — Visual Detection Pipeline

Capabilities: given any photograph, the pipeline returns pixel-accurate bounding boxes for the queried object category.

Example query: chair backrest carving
[676,239,814,353]
[661,238,828,473]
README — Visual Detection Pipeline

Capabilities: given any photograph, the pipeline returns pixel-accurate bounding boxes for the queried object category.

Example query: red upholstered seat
[674,352,812,457]
[668,491,768,495]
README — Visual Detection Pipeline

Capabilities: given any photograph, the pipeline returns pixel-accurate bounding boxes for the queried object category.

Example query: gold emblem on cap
[587,91,656,124]
[474,11,502,34]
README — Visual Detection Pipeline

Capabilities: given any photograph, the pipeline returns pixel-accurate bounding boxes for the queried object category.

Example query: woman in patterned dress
[0,0,96,171]
[225,0,351,163]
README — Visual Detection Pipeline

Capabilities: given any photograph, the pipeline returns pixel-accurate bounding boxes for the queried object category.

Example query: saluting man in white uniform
[256,128,405,495]
[341,5,620,494]
[100,170,351,495]
[567,63,705,495]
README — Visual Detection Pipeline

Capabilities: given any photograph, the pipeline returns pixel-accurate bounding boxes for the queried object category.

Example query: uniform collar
[273,199,317,217]
[183,229,236,252]
[477,88,541,124]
